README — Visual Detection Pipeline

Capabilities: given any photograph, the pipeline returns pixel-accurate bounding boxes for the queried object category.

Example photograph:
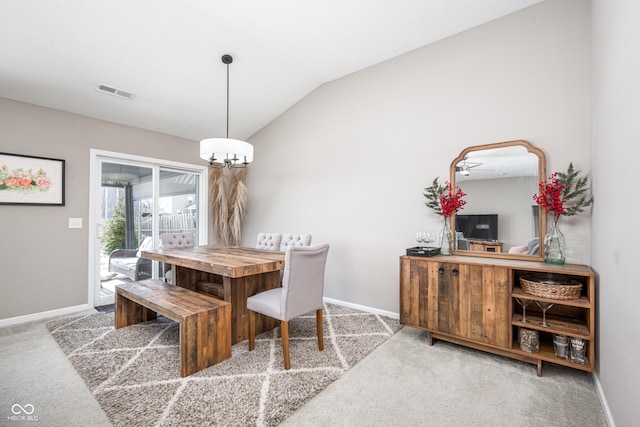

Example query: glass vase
[439,217,454,255]
[544,218,565,264]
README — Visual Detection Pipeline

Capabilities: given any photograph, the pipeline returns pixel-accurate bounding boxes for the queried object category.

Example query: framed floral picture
[0,152,65,206]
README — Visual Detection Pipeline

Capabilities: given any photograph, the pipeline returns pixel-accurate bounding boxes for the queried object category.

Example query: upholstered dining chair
[160,232,195,283]
[256,233,283,251]
[279,233,312,252]
[276,234,312,282]
[247,243,330,370]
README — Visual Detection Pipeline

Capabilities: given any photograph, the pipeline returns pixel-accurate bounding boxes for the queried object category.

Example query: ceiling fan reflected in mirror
[455,157,483,176]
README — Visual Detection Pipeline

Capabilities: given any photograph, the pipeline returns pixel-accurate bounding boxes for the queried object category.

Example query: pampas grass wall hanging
[209,166,248,245]
[228,168,248,245]
[209,166,229,244]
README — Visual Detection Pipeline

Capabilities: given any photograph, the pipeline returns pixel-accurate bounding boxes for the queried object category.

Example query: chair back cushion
[135,236,155,258]
[160,233,195,249]
[256,233,282,250]
[281,243,330,320]
[279,233,312,252]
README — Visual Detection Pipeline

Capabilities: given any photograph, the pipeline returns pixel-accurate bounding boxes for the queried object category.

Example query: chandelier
[200,54,254,168]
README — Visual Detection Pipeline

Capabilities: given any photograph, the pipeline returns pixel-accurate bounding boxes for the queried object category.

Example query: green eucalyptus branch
[423,177,445,216]
[556,162,594,217]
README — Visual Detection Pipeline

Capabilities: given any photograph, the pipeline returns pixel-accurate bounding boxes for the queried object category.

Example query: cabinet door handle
[439,267,445,275]
[452,269,459,276]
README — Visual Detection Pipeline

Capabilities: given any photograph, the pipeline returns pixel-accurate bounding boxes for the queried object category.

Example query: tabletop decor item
[515,297,532,323]
[570,337,586,365]
[553,334,569,360]
[535,300,555,327]
[518,327,539,353]
[407,230,440,257]
[424,177,466,255]
[533,163,593,264]
[519,273,583,300]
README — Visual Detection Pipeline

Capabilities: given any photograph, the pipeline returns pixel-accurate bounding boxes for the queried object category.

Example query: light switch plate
[68,218,83,229]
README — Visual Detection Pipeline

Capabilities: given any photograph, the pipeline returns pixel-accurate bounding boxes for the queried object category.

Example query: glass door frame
[88,149,208,307]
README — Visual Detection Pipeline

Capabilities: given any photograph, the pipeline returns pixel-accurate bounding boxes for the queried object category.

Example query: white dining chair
[279,233,312,251]
[160,233,195,283]
[247,243,330,370]
[161,232,224,297]
[256,233,283,251]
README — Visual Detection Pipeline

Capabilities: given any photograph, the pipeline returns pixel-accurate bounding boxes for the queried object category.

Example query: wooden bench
[115,279,232,377]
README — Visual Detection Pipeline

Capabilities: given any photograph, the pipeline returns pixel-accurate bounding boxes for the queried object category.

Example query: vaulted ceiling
[0,0,542,141]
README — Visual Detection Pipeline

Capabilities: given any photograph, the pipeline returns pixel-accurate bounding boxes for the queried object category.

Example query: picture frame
[0,152,65,206]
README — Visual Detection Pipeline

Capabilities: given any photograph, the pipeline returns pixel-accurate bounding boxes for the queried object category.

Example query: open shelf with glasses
[509,333,592,373]
[511,269,594,375]
[512,310,590,339]
[512,287,591,337]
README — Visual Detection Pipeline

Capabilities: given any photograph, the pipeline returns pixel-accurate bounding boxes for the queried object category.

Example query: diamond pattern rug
[47,303,401,427]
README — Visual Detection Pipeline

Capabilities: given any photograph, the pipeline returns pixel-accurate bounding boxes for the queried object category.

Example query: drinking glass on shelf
[570,337,586,365]
[416,231,427,249]
[535,301,555,327]
[515,298,532,323]
[553,334,569,360]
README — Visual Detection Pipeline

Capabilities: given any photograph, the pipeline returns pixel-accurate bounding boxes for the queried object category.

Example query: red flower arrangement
[424,178,467,218]
[533,172,565,219]
[533,163,594,221]
[440,182,467,217]
[533,164,594,263]
[424,178,466,255]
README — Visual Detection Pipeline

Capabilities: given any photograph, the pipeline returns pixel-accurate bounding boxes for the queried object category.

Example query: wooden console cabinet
[399,255,595,376]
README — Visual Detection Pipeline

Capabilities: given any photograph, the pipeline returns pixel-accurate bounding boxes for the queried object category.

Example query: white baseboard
[0,304,94,328]
[323,297,399,319]
[592,372,616,427]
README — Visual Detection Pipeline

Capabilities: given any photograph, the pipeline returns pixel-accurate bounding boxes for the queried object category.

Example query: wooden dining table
[141,245,285,344]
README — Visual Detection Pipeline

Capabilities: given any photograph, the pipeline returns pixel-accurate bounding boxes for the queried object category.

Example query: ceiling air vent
[97,83,135,100]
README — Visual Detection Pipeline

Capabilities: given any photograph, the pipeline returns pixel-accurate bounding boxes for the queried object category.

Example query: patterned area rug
[47,303,401,427]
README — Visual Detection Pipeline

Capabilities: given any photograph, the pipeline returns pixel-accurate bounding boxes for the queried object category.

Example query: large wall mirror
[450,140,546,261]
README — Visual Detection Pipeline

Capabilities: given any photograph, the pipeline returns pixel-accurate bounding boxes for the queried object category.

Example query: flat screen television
[456,214,498,241]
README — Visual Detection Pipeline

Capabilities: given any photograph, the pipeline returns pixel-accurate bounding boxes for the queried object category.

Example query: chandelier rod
[222,54,233,140]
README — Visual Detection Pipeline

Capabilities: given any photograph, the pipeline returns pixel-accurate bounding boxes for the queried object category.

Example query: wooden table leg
[228,271,281,344]
[172,266,281,345]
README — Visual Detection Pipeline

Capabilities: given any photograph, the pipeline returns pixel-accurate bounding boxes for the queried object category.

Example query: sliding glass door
[90,150,208,307]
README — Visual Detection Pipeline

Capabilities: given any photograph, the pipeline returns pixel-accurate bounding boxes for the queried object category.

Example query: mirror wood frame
[450,139,546,261]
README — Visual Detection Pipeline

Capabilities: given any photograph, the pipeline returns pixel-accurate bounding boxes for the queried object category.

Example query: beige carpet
[46,303,401,427]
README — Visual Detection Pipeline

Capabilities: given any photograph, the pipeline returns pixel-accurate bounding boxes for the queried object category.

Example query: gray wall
[0,98,203,319]
[592,0,640,425]
[244,0,592,312]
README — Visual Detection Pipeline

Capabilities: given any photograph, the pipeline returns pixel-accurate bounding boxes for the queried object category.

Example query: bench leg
[180,315,198,377]
[115,292,157,328]
[179,307,232,377]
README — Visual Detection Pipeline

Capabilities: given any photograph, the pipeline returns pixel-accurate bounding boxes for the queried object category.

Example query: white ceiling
[0,0,542,142]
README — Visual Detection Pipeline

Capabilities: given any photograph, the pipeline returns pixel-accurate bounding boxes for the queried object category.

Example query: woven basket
[520,274,582,300]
